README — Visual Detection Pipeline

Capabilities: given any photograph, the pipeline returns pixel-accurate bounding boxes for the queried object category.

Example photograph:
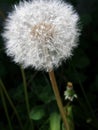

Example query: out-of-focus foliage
[0,0,98,130]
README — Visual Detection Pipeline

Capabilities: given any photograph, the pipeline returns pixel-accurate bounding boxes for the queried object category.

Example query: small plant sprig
[64,82,77,102]
[63,82,77,130]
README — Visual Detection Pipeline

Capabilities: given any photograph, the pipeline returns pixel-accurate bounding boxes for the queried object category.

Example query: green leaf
[29,106,45,120]
[49,112,60,130]
[32,82,55,103]
[38,85,55,103]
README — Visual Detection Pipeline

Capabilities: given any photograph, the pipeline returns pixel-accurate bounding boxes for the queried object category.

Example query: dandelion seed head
[2,0,80,71]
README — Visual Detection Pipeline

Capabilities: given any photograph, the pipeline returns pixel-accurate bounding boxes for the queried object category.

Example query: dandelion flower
[2,1,80,129]
[2,0,80,72]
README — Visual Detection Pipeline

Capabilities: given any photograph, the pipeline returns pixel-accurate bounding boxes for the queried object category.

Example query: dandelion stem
[20,67,34,130]
[0,79,24,130]
[49,70,70,130]
[0,84,13,130]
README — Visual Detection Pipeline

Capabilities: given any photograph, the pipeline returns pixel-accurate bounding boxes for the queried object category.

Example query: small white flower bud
[64,82,77,101]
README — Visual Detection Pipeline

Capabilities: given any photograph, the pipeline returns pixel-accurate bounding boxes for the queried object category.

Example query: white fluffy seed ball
[2,0,80,72]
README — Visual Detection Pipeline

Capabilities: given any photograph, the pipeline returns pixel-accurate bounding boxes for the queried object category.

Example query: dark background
[0,0,98,130]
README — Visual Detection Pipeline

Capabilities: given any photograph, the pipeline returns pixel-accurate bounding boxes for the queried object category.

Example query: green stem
[20,67,34,130]
[0,79,24,130]
[0,84,13,130]
[65,105,74,130]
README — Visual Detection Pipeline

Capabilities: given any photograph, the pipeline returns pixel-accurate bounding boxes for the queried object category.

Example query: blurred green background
[0,0,98,130]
